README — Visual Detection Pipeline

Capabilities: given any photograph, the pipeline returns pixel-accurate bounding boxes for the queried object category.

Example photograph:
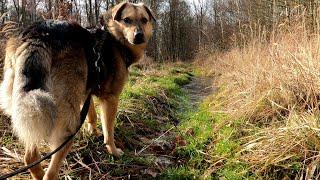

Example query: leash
[0,92,92,180]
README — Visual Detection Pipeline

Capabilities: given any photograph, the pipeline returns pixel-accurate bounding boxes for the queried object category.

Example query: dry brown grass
[201,25,320,177]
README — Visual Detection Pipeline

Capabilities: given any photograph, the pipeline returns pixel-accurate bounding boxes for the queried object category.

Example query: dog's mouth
[127,38,145,45]
[133,38,145,45]
[125,33,146,45]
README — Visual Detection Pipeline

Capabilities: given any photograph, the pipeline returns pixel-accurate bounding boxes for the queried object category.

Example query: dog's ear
[142,4,156,22]
[112,2,128,21]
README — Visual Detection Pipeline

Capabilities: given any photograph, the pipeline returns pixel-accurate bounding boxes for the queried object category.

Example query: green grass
[160,166,199,179]
[203,93,256,179]
[160,95,216,178]
[1,134,15,146]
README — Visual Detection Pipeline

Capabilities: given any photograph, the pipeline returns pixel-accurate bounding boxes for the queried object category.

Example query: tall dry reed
[204,25,320,177]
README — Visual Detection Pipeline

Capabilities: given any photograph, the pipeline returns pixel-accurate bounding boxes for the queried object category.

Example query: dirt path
[183,76,215,105]
[127,76,216,178]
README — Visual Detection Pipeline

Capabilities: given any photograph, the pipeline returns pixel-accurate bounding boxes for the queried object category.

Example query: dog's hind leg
[86,97,101,136]
[43,139,73,180]
[43,108,75,179]
[24,144,45,180]
[100,95,124,157]
[43,94,83,180]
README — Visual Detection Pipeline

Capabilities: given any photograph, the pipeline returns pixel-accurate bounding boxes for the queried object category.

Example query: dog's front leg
[86,97,101,136]
[100,95,124,157]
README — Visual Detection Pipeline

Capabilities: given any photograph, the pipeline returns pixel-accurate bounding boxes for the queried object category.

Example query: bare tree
[193,0,209,50]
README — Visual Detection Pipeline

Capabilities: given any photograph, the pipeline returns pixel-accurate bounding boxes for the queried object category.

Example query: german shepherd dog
[0,2,155,179]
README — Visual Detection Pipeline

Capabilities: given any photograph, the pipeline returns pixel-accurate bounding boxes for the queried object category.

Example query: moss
[160,166,200,180]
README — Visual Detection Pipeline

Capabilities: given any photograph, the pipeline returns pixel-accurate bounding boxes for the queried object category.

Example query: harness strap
[0,92,92,180]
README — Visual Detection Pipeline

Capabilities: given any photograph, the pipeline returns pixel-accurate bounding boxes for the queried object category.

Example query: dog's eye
[141,18,148,24]
[123,18,132,24]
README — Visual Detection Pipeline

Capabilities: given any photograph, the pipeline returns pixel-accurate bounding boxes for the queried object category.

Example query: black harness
[86,28,108,91]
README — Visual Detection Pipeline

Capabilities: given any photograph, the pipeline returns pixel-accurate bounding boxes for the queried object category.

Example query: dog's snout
[134,29,143,39]
[134,28,145,44]
[135,31,144,39]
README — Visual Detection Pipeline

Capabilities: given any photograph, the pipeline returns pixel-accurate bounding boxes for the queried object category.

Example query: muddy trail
[183,76,215,105]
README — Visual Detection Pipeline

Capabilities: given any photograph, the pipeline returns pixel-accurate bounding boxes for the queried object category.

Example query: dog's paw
[92,129,102,137]
[106,145,124,157]
[43,173,58,180]
[30,170,45,180]
[87,124,102,136]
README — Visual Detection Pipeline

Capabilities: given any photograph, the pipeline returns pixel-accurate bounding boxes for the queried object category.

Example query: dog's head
[101,2,155,46]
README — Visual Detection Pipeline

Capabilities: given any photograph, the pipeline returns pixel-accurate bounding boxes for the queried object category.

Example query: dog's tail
[11,43,57,145]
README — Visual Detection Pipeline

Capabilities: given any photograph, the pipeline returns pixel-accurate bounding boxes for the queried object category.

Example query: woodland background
[0,0,319,61]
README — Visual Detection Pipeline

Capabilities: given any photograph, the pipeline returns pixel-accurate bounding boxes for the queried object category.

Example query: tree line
[0,0,319,61]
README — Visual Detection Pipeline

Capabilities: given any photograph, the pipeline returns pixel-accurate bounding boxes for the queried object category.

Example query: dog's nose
[134,29,144,44]
[135,32,144,40]
[134,30,143,40]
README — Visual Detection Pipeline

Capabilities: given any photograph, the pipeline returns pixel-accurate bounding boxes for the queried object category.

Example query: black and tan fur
[87,1,155,157]
[0,2,155,179]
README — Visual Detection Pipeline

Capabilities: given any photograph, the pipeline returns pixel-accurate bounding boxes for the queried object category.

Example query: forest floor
[0,63,220,179]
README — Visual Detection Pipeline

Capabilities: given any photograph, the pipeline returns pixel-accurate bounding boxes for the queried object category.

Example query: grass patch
[161,75,217,178]
[160,166,199,179]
